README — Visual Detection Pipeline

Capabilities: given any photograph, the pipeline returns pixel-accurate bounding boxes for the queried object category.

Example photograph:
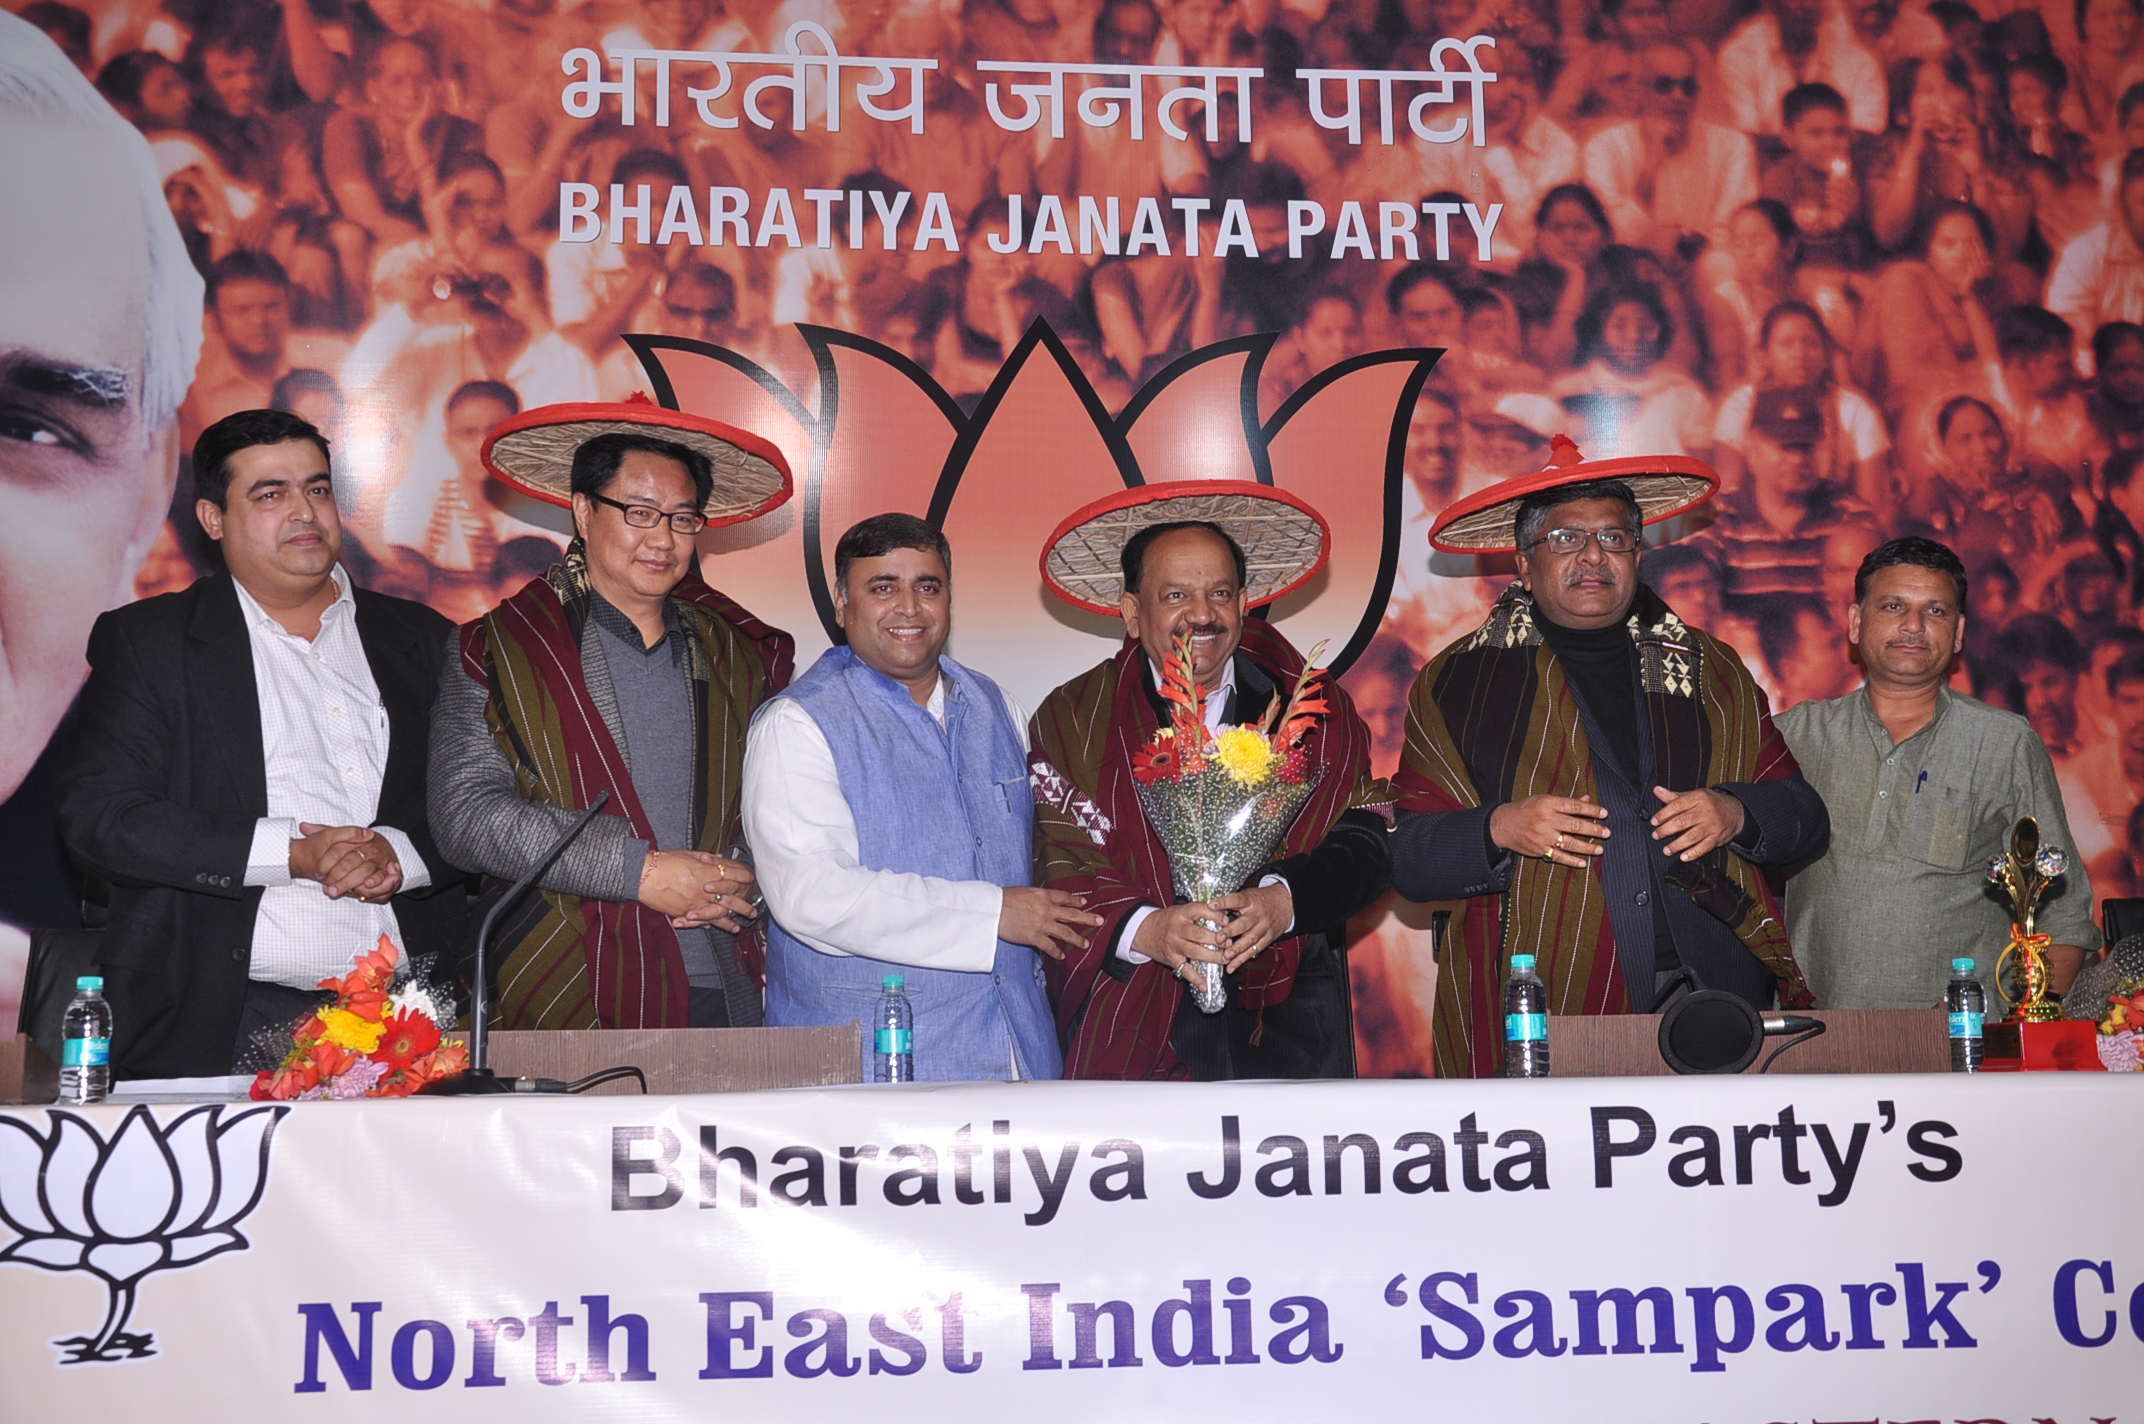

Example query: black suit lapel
[354,592,425,805]
[1222,653,1277,728]
[186,576,268,816]
[1137,649,1278,729]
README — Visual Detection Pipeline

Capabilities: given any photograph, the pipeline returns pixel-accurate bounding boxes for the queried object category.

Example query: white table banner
[1,1074,2137,1421]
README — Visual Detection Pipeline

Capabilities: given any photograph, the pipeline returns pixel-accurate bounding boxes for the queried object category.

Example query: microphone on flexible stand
[1657,988,1826,1074]
[423,792,612,1095]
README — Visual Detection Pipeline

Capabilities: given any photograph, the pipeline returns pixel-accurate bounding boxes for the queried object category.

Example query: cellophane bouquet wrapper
[1134,764,1322,1014]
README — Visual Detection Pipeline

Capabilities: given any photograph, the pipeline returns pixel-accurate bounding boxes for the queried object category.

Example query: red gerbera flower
[375,1009,442,1072]
[1132,741,1184,783]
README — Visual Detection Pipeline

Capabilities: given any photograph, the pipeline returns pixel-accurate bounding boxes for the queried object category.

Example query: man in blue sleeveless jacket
[742,514,1101,1079]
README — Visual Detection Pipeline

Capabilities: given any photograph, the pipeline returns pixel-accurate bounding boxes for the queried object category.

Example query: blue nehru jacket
[761,647,1063,1081]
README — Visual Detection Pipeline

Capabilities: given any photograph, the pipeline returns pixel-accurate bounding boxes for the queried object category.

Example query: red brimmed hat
[1428,434,1718,553]
[1040,480,1330,616]
[481,394,793,529]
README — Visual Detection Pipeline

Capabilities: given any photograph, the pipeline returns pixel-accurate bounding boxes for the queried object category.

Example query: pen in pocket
[1915,771,1928,795]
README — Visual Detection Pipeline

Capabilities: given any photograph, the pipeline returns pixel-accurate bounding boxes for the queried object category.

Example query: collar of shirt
[1146,650,1238,732]
[1857,680,1952,755]
[587,588,687,667]
[231,563,354,639]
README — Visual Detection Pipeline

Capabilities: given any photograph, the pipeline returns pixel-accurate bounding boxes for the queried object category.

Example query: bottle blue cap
[1950,957,1976,974]
[76,975,103,992]
[1511,954,1535,971]
[882,974,904,989]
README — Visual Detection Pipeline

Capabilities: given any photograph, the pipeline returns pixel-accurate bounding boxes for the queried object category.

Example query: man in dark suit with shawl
[1390,436,1829,1078]
[1028,483,1393,1080]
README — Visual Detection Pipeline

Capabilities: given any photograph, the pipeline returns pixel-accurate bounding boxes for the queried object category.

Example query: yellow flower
[1212,726,1279,787]
[317,1006,386,1055]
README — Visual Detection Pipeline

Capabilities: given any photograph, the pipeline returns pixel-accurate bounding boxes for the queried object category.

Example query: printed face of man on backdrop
[0,109,194,804]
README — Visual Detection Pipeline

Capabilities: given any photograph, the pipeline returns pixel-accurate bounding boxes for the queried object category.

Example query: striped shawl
[1395,582,1811,1078]
[1030,622,1387,1079]
[456,545,792,1029]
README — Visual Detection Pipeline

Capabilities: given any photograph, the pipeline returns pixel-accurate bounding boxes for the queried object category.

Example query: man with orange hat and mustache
[1027,483,1394,1081]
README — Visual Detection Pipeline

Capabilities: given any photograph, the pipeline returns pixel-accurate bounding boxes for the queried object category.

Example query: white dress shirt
[1117,656,1292,964]
[742,672,1028,973]
[237,566,429,988]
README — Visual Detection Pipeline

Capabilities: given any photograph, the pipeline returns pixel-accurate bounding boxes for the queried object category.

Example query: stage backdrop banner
[0,1074,2137,1421]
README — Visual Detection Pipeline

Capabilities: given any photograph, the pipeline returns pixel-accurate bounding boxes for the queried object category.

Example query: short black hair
[1936,393,2002,441]
[2121,79,2144,128]
[1121,520,1247,595]
[2094,319,2144,371]
[569,432,713,510]
[1574,282,1674,367]
[2108,448,2144,495]
[1782,81,1847,127]
[1532,182,1612,240]
[205,248,291,306]
[270,367,343,414]
[1387,262,1464,316]
[1854,536,1969,615]
[446,379,520,419]
[193,408,331,507]
[2108,644,2144,697]
[1514,478,1642,552]
[1995,304,2073,361]
[834,512,951,586]
[1997,612,2084,676]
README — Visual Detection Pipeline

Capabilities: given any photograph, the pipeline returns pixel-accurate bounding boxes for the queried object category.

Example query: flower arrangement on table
[2097,978,2144,1073]
[248,936,468,1100]
[1129,630,1329,1014]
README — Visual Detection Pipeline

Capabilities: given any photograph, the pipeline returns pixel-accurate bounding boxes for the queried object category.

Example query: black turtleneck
[1535,610,1640,782]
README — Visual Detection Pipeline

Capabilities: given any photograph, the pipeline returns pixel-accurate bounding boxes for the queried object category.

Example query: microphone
[423,791,610,1095]
[1657,989,1826,1074]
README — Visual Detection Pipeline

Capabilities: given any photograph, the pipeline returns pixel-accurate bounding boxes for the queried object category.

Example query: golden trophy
[1986,816,2066,1024]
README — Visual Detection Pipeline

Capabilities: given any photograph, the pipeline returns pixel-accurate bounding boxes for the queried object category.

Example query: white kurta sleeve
[742,698,1006,973]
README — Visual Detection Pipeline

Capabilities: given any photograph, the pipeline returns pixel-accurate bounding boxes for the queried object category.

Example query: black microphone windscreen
[1659,990,1762,1074]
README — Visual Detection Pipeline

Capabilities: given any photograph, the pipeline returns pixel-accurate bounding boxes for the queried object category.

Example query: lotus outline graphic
[0,1103,289,1363]
[620,320,1440,708]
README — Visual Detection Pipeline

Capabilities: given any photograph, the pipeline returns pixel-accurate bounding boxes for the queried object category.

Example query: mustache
[1563,567,1619,587]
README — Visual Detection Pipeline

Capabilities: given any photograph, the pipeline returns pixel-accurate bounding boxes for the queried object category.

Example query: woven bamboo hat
[480,395,792,529]
[1428,434,1717,554]
[1040,481,1330,615]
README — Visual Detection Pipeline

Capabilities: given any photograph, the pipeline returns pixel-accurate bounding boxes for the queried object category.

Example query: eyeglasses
[1649,75,1699,97]
[589,491,708,535]
[1526,526,1640,555]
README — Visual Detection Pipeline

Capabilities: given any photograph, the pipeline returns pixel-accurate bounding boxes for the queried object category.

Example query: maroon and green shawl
[1395,582,1811,1079]
[457,547,792,1030]
[1029,621,1388,1080]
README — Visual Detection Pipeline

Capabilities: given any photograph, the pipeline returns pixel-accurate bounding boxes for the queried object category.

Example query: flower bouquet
[2096,979,2144,1073]
[246,935,469,1100]
[1131,631,1329,1014]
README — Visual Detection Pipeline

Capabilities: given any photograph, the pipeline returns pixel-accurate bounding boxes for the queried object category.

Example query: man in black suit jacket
[57,410,459,1079]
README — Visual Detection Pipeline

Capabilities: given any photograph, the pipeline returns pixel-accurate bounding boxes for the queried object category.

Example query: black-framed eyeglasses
[1649,75,1699,96]
[1526,526,1640,555]
[589,492,708,535]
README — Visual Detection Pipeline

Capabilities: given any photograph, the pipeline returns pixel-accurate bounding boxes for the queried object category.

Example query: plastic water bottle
[873,975,914,1083]
[60,975,113,1104]
[1946,957,1985,1073]
[1502,954,1551,1078]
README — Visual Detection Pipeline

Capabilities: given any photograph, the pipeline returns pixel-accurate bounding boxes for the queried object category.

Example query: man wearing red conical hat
[1029,483,1395,1080]
[428,398,794,1032]
[1390,436,1831,1078]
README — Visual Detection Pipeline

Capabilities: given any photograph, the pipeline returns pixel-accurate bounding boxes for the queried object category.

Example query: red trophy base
[1981,1018,2106,1071]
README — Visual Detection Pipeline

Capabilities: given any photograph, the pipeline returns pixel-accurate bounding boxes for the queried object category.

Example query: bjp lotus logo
[0,1103,288,1363]
[626,321,1439,708]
